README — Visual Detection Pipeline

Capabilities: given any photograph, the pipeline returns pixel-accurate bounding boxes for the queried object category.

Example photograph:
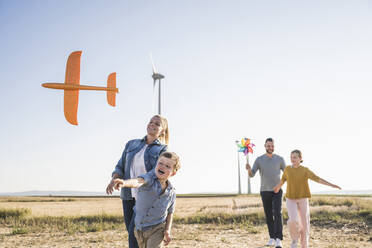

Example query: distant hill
[0,190,120,196]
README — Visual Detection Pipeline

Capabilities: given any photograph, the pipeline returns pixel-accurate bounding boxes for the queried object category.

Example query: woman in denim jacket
[106,115,169,248]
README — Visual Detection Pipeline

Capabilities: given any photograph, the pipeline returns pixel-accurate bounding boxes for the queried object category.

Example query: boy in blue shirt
[114,151,180,248]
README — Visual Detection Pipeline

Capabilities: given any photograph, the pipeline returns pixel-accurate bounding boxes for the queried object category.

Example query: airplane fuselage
[42,83,118,92]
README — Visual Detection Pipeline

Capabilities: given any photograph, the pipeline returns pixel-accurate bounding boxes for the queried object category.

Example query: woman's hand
[106,178,116,195]
[163,230,171,246]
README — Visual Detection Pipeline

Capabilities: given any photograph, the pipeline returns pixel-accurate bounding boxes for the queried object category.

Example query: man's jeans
[260,189,283,240]
[123,199,139,248]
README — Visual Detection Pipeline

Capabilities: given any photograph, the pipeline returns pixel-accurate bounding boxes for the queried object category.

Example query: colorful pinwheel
[236,138,255,155]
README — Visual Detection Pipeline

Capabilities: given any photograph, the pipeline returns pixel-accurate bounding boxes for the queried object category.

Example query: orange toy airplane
[42,51,118,125]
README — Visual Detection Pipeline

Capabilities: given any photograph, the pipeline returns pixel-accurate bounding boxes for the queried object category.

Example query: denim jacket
[112,136,168,200]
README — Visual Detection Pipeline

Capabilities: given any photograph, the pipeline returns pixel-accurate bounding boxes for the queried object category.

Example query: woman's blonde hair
[291,149,303,163]
[153,115,169,145]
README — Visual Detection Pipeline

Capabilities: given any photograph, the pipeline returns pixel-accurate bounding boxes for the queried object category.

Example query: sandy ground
[1,223,371,248]
[1,195,371,247]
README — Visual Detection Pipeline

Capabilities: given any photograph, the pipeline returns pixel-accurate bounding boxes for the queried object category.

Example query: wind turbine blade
[150,52,157,74]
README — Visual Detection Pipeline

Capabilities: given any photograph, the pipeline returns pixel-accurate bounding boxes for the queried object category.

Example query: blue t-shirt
[134,169,176,230]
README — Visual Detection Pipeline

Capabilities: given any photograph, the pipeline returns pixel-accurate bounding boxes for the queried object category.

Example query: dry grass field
[0,194,371,247]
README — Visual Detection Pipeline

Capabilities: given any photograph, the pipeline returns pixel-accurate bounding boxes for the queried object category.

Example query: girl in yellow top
[273,150,341,248]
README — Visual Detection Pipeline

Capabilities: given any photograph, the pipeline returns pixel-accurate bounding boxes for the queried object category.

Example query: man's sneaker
[290,240,298,248]
[266,238,275,246]
[275,238,282,248]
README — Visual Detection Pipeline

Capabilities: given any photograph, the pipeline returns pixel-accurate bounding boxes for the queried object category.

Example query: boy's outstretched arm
[113,178,145,190]
[163,212,174,246]
[317,177,341,190]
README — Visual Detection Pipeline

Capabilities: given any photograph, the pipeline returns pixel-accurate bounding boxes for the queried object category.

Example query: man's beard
[266,149,274,154]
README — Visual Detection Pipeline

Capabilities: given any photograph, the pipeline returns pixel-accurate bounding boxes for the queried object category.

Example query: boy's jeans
[134,222,166,248]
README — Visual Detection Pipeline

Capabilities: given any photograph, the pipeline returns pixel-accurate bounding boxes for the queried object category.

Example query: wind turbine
[150,53,165,115]
[235,140,242,194]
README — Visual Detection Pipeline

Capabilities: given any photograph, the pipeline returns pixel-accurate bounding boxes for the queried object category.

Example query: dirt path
[1,224,371,248]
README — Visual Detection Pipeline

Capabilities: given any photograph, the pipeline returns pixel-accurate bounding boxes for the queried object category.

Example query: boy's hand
[245,163,251,171]
[113,179,124,190]
[163,230,171,246]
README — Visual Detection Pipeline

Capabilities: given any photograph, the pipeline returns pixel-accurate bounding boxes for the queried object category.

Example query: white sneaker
[290,240,298,248]
[275,238,282,248]
[266,238,275,246]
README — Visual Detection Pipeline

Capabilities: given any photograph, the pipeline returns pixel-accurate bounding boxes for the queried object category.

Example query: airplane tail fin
[107,72,118,107]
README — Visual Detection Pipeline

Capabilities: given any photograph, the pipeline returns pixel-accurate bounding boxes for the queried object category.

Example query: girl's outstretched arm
[113,178,145,190]
[317,178,341,190]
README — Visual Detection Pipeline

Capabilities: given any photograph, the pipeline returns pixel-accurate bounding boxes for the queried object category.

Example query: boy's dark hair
[265,138,274,143]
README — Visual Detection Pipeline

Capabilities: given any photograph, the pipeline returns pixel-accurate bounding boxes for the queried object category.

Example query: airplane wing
[64,51,81,125]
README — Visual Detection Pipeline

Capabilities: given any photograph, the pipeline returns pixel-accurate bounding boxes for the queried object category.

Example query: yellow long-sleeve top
[281,165,320,199]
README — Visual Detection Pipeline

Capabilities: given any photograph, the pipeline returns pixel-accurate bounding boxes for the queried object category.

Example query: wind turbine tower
[150,54,165,115]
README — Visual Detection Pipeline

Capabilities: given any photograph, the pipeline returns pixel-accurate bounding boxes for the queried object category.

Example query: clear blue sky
[1,0,372,194]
